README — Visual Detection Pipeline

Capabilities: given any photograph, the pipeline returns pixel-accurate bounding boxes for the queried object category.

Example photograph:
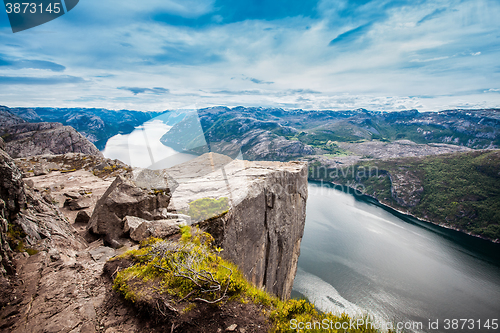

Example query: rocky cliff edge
[1,150,308,331]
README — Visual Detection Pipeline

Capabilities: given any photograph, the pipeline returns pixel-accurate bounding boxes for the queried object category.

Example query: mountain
[160,107,500,161]
[0,107,26,127]
[2,105,166,150]
[0,121,102,158]
[160,106,500,242]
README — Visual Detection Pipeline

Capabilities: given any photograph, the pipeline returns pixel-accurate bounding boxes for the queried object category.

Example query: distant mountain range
[160,106,500,161]
[0,105,165,150]
[159,106,500,242]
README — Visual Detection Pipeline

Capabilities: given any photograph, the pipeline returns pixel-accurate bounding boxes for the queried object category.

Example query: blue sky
[0,0,499,111]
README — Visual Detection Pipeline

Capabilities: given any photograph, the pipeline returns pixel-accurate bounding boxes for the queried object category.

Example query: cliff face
[166,153,309,299]
[0,122,102,158]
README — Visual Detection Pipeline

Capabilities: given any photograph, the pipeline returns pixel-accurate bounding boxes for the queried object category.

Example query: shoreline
[308,178,500,263]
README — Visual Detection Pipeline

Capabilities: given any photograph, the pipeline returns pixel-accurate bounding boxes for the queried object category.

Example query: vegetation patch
[109,226,388,332]
[182,197,229,222]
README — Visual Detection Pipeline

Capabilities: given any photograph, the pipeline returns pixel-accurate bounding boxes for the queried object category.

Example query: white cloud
[1,0,499,111]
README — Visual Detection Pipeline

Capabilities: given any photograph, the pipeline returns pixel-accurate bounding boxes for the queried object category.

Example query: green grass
[112,226,388,332]
[181,197,229,222]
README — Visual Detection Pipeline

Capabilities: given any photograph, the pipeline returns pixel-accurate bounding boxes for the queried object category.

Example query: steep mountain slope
[0,107,25,127]
[309,150,500,241]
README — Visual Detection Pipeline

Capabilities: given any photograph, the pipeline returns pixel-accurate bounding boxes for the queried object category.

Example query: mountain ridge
[1,105,167,150]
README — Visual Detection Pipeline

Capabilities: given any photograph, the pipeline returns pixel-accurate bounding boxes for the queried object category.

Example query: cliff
[0,122,102,158]
[166,153,309,299]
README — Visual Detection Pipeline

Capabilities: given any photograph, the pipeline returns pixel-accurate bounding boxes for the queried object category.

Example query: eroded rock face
[167,153,308,299]
[87,175,173,246]
[0,122,102,158]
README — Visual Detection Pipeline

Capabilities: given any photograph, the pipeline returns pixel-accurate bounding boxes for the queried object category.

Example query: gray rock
[123,216,146,234]
[64,197,91,211]
[168,153,308,299]
[87,176,173,243]
[0,122,102,158]
[64,192,81,199]
[130,219,183,242]
[89,246,116,262]
[33,164,48,176]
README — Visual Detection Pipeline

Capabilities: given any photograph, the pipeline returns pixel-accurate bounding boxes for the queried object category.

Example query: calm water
[102,119,197,169]
[293,182,500,332]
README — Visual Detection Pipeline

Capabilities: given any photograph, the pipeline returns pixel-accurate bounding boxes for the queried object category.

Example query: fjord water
[102,119,196,169]
[293,182,500,332]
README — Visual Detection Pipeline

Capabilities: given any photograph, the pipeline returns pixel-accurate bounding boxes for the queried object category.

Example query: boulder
[64,192,81,199]
[130,219,183,242]
[63,197,91,211]
[89,246,116,262]
[33,164,48,176]
[123,216,146,234]
[74,210,91,224]
[87,175,173,243]
[0,122,102,158]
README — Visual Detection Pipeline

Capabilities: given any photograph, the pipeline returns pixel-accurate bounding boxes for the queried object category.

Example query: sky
[0,0,500,111]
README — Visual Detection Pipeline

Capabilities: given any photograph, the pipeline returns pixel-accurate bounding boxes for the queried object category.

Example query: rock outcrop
[3,105,164,150]
[0,143,90,313]
[0,122,102,158]
[0,149,154,332]
[166,153,308,299]
[87,175,175,246]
